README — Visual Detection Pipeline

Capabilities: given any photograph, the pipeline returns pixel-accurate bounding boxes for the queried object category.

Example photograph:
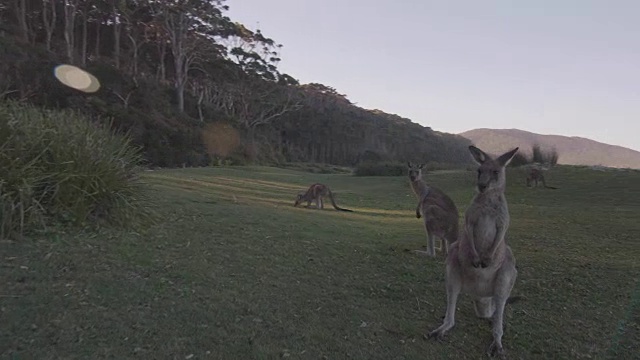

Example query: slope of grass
[1,165,639,359]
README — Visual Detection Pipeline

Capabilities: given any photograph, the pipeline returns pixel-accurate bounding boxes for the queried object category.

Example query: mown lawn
[1,165,639,359]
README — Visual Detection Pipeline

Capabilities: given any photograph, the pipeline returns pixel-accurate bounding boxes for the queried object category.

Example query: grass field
[2,165,639,359]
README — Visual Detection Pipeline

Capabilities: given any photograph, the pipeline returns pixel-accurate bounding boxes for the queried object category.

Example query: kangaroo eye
[493,170,499,176]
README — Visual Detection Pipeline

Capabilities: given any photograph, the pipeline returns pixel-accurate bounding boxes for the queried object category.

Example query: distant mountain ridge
[459,128,640,169]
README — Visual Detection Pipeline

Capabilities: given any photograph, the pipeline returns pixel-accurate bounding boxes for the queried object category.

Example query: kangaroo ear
[468,145,488,164]
[407,161,412,167]
[497,147,520,167]
[418,164,425,169]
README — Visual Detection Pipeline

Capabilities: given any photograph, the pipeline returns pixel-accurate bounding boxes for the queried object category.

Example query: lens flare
[54,64,101,93]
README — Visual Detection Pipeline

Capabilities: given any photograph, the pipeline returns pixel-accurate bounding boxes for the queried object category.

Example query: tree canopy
[0,0,472,167]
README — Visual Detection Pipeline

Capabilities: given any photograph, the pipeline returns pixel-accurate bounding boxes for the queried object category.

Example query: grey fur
[407,162,460,257]
[526,167,558,189]
[427,146,520,357]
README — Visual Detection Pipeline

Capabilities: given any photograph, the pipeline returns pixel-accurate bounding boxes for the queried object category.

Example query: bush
[0,101,154,238]
[509,152,531,167]
[280,162,352,174]
[354,161,405,176]
[532,143,559,166]
[422,161,465,171]
[508,144,560,167]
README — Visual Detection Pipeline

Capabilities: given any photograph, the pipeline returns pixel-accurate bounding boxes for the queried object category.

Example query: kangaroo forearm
[466,226,480,257]
[470,237,480,258]
[488,228,506,257]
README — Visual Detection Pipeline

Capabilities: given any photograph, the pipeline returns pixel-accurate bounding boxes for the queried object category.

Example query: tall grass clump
[0,101,154,238]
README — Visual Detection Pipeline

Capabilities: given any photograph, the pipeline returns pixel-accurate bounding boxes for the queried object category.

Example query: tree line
[0,0,473,167]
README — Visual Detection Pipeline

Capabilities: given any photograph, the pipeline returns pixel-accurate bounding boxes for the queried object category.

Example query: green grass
[1,165,639,359]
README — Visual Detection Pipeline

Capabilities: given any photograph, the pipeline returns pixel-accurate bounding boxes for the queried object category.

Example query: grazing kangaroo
[428,146,520,357]
[526,167,558,189]
[294,183,353,212]
[407,162,460,257]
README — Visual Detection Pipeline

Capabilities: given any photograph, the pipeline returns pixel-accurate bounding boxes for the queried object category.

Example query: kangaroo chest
[466,196,509,252]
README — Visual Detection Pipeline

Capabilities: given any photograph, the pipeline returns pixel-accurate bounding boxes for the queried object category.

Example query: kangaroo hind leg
[487,254,518,357]
[428,248,462,340]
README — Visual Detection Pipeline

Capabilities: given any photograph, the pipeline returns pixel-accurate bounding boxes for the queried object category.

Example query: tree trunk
[197,90,204,121]
[165,11,192,113]
[42,0,56,51]
[173,58,185,113]
[94,23,100,58]
[157,40,166,82]
[80,11,88,67]
[175,77,185,113]
[128,34,138,76]
[246,127,258,162]
[114,24,121,68]
[16,0,29,43]
[63,0,76,63]
[113,4,121,69]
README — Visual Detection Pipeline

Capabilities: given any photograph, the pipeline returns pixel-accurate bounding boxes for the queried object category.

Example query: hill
[460,128,640,169]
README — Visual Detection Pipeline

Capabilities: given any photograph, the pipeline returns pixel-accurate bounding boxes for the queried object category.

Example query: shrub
[278,162,352,174]
[507,145,560,167]
[532,143,559,166]
[509,152,531,167]
[422,161,465,171]
[354,161,405,176]
[0,101,154,238]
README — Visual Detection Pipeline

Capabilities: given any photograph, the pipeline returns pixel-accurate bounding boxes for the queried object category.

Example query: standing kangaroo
[428,146,520,357]
[407,162,460,257]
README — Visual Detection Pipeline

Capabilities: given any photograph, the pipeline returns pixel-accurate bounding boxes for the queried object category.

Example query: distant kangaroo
[526,167,558,189]
[294,183,353,212]
[407,162,460,257]
[428,146,521,357]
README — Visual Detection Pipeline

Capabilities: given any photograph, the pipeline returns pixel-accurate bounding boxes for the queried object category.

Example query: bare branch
[112,90,134,108]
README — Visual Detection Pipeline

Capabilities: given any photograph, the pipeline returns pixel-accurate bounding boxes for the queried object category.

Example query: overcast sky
[227,0,640,151]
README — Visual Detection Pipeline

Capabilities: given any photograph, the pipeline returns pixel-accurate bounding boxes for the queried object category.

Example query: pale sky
[227,0,640,151]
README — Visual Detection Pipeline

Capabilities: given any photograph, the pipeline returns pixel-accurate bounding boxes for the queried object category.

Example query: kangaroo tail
[328,189,353,212]
[541,177,558,189]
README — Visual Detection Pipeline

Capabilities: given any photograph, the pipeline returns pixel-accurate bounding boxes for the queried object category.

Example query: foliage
[0,101,154,237]
[422,161,466,171]
[509,151,531,167]
[354,162,406,176]
[532,143,559,166]
[509,144,560,167]
[279,162,352,174]
[0,0,473,168]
